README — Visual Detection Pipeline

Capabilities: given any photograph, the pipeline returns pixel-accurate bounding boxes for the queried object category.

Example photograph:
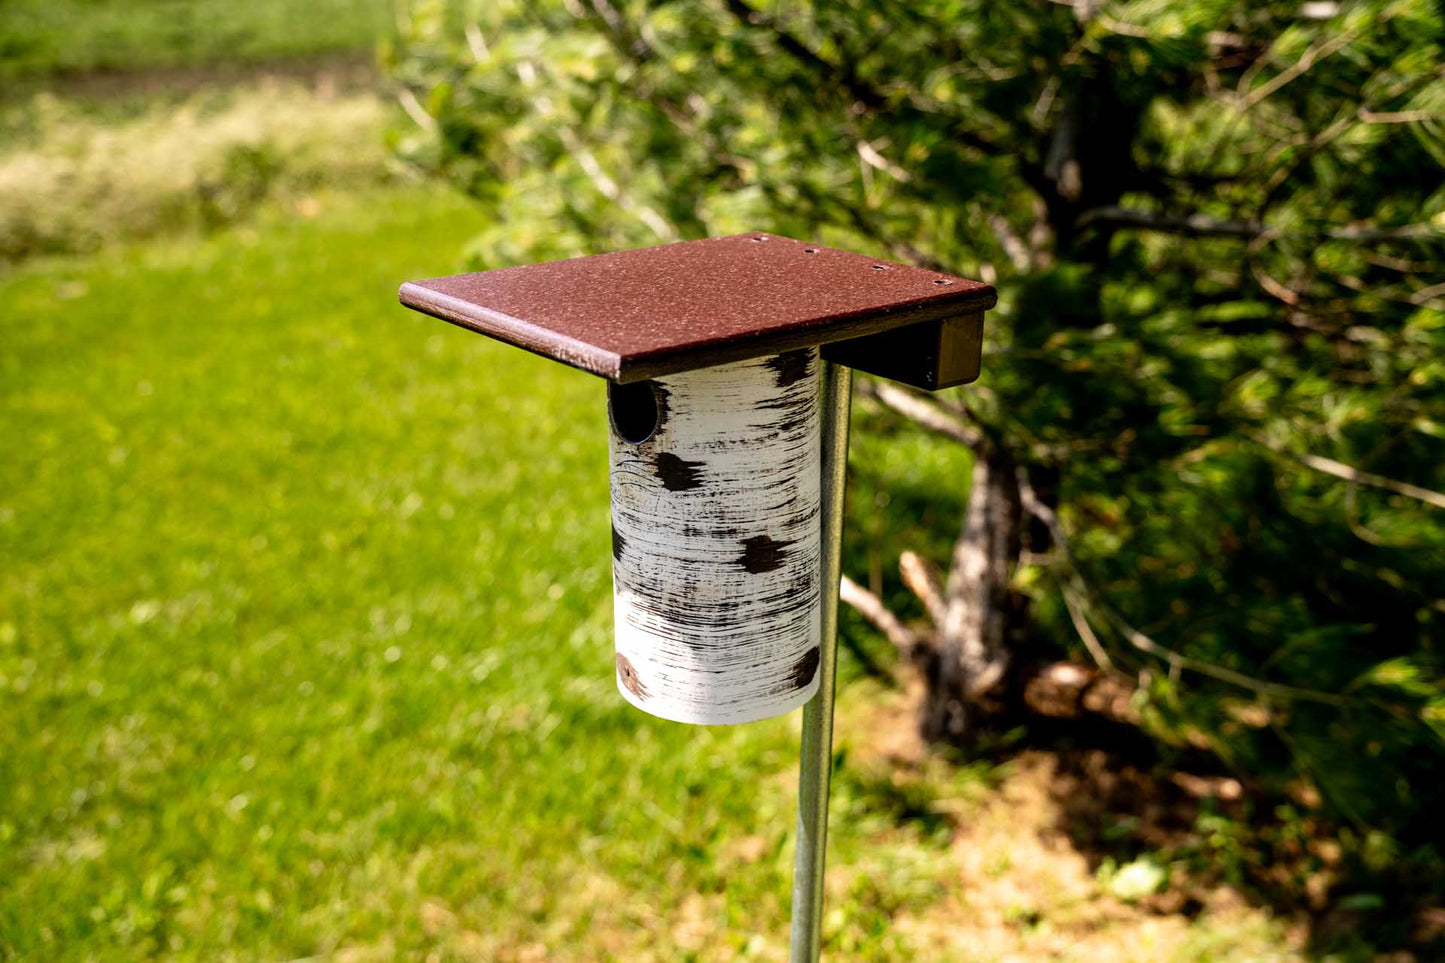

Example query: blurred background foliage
[2,0,1443,960]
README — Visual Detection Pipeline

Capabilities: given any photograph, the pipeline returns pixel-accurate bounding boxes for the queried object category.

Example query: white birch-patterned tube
[607,348,822,725]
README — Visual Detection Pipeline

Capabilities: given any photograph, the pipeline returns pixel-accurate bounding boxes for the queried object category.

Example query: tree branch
[1104,608,1349,706]
[843,208,952,273]
[585,0,652,60]
[840,575,927,659]
[862,390,1364,710]
[1017,467,1353,707]
[859,380,985,449]
[1258,438,1445,510]
[721,0,884,108]
[1075,206,1443,242]
[397,87,438,133]
[556,127,679,241]
[721,0,1004,160]
[1061,586,1116,673]
[899,550,948,627]
[988,212,1033,272]
[1238,25,1361,111]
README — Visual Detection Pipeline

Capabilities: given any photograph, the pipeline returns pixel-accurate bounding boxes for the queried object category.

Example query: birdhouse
[399,234,995,725]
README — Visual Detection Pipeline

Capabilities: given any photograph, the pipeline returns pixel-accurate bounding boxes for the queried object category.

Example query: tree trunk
[921,444,1023,741]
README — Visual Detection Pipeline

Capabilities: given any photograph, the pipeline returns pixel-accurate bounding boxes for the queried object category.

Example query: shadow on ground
[847,678,1445,962]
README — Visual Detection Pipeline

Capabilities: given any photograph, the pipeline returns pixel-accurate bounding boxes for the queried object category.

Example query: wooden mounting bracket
[821,311,984,390]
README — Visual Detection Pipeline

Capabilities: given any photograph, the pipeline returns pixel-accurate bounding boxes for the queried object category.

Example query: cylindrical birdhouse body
[608,349,822,725]
[402,232,998,726]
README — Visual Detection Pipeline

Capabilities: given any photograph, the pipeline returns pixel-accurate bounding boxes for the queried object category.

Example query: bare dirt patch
[831,684,1306,961]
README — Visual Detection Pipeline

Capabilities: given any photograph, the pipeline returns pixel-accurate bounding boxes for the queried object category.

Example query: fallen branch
[1023,661,1140,725]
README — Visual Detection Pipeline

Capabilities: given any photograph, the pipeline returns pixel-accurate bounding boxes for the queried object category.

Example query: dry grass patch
[828,684,1305,961]
[0,77,395,262]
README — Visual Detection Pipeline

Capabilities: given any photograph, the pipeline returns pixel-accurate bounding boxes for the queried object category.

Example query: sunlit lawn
[0,177,1303,961]
[0,0,1330,957]
[0,186,845,960]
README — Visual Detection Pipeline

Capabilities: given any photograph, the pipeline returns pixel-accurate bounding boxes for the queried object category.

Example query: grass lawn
[0,0,391,81]
[0,182,1305,962]
[0,1,1416,958]
[0,184,834,960]
[3,174,1059,962]
[0,2,1318,959]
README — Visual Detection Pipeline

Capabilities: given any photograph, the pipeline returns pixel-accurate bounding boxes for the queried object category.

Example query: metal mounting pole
[788,360,853,963]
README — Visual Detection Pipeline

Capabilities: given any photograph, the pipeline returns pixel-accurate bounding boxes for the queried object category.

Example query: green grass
[0,1,1317,955]
[0,138,1302,963]
[0,183,1301,961]
[0,0,392,81]
[0,185,827,959]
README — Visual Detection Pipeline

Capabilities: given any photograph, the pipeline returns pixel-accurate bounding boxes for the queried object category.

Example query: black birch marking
[654,452,706,491]
[738,535,792,574]
[791,647,822,690]
[767,348,814,388]
[608,350,823,725]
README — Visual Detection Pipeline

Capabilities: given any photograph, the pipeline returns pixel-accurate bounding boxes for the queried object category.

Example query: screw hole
[933,278,953,285]
[609,380,661,444]
[871,264,887,270]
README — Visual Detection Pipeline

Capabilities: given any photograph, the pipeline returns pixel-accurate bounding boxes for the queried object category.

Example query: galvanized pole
[788,360,853,962]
